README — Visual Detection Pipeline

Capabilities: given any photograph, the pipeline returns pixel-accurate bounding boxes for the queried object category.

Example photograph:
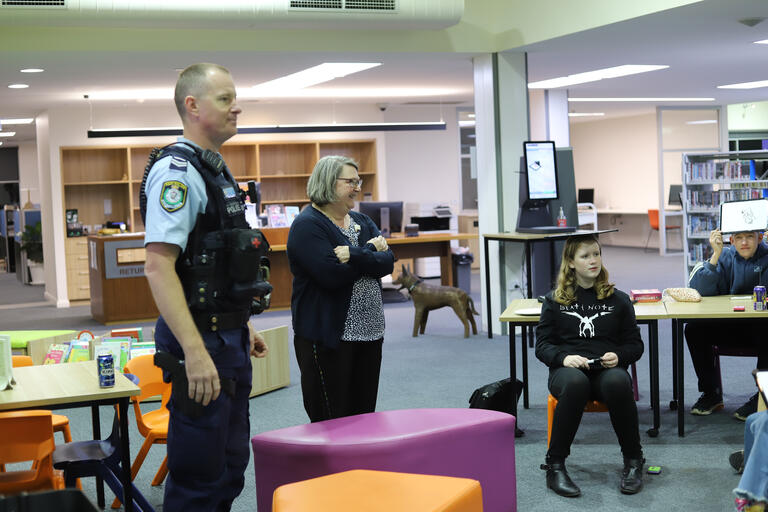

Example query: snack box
[630,289,662,303]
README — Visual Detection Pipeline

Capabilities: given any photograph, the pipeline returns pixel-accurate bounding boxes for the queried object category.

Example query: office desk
[267,232,476,310]
[483,229,618,338]
[664,295,764,436]
[499,299,665,436]
[0,361,141,511]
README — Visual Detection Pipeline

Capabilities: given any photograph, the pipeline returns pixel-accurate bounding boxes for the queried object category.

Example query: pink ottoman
[251,408,516,512]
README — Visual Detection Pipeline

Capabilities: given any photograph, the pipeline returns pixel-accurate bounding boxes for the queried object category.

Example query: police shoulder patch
[160,180,188,212]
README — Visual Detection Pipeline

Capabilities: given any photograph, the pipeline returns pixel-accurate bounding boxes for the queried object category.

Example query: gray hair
[174,63,231,119]
[306,155,359,206]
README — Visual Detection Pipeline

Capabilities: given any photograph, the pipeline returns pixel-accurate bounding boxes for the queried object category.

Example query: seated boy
[686,229,768,419]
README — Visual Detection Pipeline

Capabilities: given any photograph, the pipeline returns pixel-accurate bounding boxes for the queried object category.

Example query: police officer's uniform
[143,137,261,511]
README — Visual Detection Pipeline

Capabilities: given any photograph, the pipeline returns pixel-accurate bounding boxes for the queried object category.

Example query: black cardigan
[286,206,395,349]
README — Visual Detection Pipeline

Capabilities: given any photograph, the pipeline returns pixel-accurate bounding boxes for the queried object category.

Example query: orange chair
[272,469,483,512]
[547,394,608,447]
[111,354,170,508]
[12,356,73,444]
[0,410,65,494]
[644,209,681,252]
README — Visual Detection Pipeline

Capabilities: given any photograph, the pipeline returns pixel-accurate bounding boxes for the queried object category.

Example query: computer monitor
[523,141,559,201]
[358,201,404,237]
[577,188,594,204]
[668,184,682,206]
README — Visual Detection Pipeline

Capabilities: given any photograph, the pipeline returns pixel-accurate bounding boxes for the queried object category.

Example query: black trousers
[684,319,768,395]
[294,335,383,423]
[547,367,642,461]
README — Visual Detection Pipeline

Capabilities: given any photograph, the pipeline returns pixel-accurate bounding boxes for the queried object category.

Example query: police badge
[160,180,188,212]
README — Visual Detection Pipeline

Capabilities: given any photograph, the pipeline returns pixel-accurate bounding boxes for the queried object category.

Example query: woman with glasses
[287,155,394,422]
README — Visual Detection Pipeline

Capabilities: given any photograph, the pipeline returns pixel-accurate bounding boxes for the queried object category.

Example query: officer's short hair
[174,63,231,119]
[307,156,359,206]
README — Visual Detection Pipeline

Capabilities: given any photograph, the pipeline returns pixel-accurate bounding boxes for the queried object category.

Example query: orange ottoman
[272,469,483,512]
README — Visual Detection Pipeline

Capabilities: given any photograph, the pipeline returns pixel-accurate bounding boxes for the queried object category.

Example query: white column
[544,89,570,147]
[474,52,529,336]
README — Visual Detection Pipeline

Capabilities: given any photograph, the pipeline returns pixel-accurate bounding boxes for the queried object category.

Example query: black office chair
[52,374,155,512]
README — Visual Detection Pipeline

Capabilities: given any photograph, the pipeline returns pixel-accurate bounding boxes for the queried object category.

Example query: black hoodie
[535,286,644,369]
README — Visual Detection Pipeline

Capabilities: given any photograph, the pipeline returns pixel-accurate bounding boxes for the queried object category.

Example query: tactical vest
[140,142,272,332]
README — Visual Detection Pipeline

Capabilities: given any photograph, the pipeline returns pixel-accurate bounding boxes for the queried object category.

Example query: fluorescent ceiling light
[0,132,17,137]
[20,68,44,73]
[0,142,3,146]
[754,40,768,44]
[686,119,717,125]
[569,97,714,102]
[528,65,669,89]
[8,84,29,89]
[568,112,605,117]
[718,80,768,89]
[252,63,381,94]
[467,113,475,118]
[84,86,463,101]
[458,120,476,127]
[0,118,33,125]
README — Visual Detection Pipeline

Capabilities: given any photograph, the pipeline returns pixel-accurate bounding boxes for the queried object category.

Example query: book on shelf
[43,343,71,365]
[110,327,144,344]
[96,337,132,371]
[267,204,288,228]
[285,206,300,226]
[0,335,11,390]
[66,340,91,363]
[130,341,157,359]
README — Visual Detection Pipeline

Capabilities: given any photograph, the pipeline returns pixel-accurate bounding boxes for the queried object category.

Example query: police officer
[143,63,268,511]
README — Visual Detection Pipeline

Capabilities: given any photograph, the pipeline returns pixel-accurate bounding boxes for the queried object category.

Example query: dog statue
[392,265,479,338]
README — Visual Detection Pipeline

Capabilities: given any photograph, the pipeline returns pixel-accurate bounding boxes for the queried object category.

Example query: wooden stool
[273,469,483,512]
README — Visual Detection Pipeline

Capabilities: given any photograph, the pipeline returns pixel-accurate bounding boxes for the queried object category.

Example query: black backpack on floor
[468,378,524,437]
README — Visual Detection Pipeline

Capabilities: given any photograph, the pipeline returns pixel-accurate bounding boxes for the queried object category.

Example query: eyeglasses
[337,177,363,188]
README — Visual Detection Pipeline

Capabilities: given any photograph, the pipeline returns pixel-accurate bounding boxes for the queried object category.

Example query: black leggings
[547,367,642,461]
[294,335,383,423]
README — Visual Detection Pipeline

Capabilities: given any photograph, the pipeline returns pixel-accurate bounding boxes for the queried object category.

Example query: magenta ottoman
[251,408,516,512]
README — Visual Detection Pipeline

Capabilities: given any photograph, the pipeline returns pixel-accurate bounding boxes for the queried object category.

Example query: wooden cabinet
[61,139,378,304]
[65,237,90,301]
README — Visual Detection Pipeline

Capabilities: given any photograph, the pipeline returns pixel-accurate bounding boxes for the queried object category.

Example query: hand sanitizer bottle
[557,206,567,227]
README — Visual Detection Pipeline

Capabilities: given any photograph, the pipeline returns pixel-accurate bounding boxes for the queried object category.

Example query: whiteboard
[719,198,768,234]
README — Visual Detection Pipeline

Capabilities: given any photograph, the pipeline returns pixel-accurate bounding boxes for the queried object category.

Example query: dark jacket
[535,287,643,369]
[287,206,395,349]
[689,242,768,296]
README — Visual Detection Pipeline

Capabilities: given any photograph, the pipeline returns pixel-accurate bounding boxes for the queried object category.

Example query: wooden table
[664,295,767,437]
[0,361,141,511]
[483,229,617,338]
[267,232,477,310]
[499,299,666,436]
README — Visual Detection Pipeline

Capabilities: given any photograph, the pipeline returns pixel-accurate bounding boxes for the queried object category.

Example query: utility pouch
[228,228,270,281]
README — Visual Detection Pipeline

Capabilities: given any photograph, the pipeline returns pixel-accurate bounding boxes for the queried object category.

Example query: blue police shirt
[144,137,249,369]
[144,137,208,251]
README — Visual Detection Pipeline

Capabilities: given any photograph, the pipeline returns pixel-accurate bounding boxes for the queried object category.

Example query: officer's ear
[184,95,198,118]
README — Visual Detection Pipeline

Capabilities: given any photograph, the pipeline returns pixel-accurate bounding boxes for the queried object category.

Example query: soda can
[753,286,766,311]
[97,354,115,388]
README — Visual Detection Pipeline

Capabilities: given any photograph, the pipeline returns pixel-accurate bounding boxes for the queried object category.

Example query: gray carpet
[0,247,755,511]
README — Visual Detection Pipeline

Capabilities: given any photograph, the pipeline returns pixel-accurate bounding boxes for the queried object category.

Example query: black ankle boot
[620,457,645,494]
[541,459,581,497]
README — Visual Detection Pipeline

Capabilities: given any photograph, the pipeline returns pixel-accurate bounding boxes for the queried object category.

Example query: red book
[630,289,662,303]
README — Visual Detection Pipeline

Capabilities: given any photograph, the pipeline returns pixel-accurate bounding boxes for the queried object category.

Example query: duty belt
[193,310,251,332]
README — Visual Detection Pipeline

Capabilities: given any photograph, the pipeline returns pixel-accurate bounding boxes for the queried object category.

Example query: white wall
[570,112,665,248]
[40,101,461,305]
[382,105,461,210]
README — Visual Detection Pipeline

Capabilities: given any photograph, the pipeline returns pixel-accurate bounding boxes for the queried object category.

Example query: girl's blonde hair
[553,234,614,305]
